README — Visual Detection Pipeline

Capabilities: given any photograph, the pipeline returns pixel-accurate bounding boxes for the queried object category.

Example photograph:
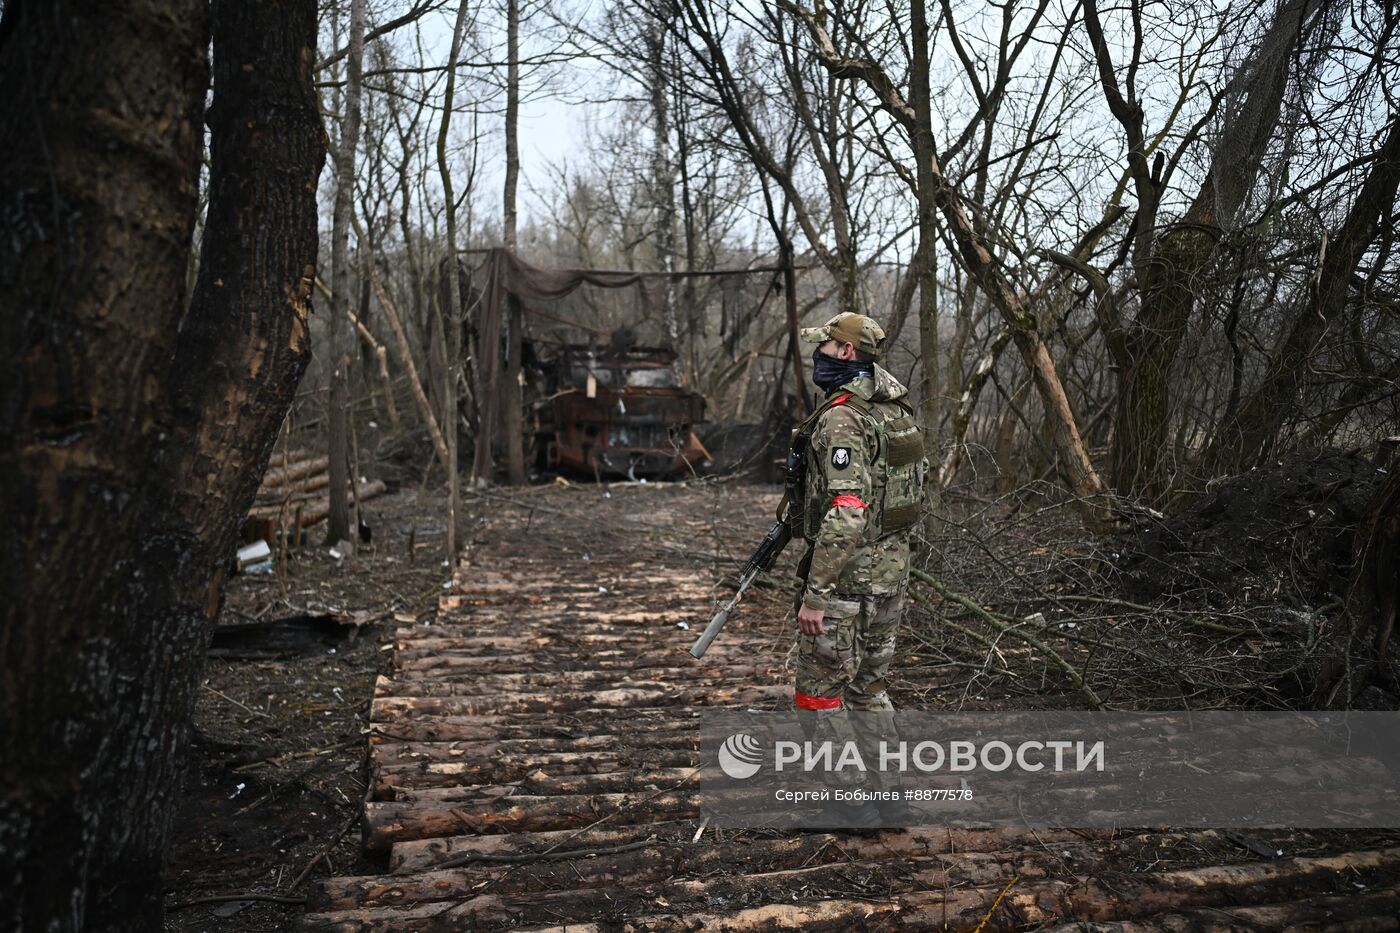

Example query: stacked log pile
[302,489,1400,931]
[244,448,385,544]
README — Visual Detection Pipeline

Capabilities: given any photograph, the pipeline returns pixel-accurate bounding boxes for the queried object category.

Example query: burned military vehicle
[531,343,711,479]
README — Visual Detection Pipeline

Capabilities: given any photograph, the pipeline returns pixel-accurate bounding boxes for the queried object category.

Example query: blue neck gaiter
[811,349,874,394]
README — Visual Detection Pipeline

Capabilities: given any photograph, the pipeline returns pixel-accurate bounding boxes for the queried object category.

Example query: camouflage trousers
[795,589,905,712]
[793,589,906,792]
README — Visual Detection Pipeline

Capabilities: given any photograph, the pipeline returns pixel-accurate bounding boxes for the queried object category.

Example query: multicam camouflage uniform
[794,363,920,715]
[787,313,925,802]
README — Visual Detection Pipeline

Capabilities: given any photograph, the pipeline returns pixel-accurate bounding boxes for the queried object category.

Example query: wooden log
[318,839,1135,913]
[371,748,700,796]
[386,766,699,804]
[387,630,733,653]
[413,608,712,625]
[362,791,701,851]
[388,663,777,688]
[513,900,896,933]
[370,734,698,765]
[370,678,789,711]
[369,716,702,745]
[387,823,1112,874]
[518,887,1400,933]
[369,726,703,761]
[388,819,704,873]
[1037,888,1400,931]
[434,590,720,609]
[267,446,312,469]
[296,479,386,527]
[260,455,328,487]
[392,645,758,671]
[368,703,708,731]
[253,470,330,502]
[300,862,1042,931]
[432,605,724,621]
[324,823,1114,902]
[300,897,899,933]
[306,847,1400,931]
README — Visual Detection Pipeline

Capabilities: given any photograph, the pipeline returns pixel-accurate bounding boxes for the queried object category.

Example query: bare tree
[438,0,470,545]
[779,0,1113,526]
[1068,0,1326,501]
[503,0,527,485]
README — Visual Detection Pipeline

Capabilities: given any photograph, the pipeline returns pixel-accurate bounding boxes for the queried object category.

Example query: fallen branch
[204,685,271,719]
[434,836,662,870]
[907,588,1008,671]
[911,568,1105,709]
[288,810,361,893]
[168,892,307,912]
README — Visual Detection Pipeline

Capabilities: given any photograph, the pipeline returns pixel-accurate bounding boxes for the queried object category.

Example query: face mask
[811,348,873,393]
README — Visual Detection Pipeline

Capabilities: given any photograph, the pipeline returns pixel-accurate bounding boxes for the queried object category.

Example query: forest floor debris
[163,488,456,933]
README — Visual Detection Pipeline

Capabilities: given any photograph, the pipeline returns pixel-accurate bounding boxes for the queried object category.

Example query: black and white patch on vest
[831,447,851,470]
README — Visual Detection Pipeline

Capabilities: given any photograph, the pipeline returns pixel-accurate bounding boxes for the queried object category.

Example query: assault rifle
[694,411,823,658]
[689,426,812,658]
[689,519,792,658]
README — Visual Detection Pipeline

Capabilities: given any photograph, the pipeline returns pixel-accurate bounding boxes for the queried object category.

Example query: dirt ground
[163,488,457,932]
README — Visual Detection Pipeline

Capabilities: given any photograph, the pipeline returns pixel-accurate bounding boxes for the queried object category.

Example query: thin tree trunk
[910,0,941,532]
[437,0,470,552]
[326,0,365,544]
[356,223,451,471]
[940,327,1013,489]
[502,0,526,485]
[647,7,680,358]
[674,64,702,384]
[326,0,365,546]
[0,1,324,927]
[782,241,808,415]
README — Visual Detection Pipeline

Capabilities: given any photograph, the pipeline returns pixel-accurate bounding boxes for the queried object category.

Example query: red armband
[831,494,867,509]
[795,691,842,710]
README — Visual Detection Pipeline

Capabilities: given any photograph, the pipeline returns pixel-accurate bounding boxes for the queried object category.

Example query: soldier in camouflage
[789,312,926,824]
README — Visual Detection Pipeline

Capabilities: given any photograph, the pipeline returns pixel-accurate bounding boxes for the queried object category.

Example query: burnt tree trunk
[0,1,325,929]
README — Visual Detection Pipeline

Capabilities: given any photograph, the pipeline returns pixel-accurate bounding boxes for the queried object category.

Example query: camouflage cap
[800,312,886,358]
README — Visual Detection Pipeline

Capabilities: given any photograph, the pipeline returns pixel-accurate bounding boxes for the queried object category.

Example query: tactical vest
[798,392,926,543]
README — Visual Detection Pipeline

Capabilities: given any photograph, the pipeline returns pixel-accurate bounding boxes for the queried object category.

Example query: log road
[302,484,1400,931]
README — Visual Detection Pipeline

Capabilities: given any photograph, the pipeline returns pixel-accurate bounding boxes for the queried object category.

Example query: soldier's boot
[795,706,881,830]
[848,692,912,826]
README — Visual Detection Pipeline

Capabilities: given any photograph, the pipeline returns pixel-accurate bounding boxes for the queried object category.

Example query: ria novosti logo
[714,732,1108,780]
[717,733,764,779]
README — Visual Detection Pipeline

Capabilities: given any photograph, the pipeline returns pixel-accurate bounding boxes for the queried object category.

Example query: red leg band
[795,691,842,710]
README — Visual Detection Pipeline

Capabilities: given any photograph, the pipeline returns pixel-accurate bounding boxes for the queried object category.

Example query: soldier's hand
[797,604,826,636]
